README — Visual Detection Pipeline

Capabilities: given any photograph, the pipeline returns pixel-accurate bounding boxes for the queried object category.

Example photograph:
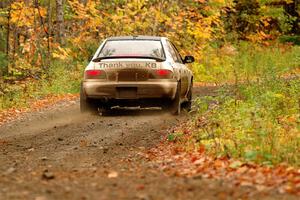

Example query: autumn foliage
[0,0,299,169]
[0,0,299,80]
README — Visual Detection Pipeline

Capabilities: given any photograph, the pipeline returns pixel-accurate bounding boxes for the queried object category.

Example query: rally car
[80,36,194,115]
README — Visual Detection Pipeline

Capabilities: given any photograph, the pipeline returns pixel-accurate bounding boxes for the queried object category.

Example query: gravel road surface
[0,86,297,200]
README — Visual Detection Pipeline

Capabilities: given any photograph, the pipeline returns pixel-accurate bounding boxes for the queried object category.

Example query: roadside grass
[173,42,300,167]
[0,60,84,110]
[190,79,300,167]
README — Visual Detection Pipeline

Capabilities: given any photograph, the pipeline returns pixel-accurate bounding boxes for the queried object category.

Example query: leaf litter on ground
[144,124,300,196]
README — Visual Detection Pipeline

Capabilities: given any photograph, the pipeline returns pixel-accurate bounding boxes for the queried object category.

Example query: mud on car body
[80,36,194,115]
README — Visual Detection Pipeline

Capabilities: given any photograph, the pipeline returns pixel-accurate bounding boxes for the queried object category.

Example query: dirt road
[0,87,297,200]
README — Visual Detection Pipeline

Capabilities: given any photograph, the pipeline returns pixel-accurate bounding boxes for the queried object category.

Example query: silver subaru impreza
[80,36,194,115]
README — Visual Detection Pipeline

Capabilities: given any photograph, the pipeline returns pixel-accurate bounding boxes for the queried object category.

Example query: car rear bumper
[82,80,177,100]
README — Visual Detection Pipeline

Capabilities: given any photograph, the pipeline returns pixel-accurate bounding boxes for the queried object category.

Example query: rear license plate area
[117,87,137,99]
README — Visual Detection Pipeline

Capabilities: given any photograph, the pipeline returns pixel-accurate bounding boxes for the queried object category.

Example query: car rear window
[98,40,165,59]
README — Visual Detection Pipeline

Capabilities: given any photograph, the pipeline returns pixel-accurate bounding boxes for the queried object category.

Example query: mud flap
[170,82,181,115]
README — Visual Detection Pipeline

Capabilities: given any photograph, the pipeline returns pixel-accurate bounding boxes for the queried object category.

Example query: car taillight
[85,70,106,79]
[155,69,173,78]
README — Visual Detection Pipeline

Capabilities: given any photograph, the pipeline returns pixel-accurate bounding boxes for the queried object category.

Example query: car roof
[106,36,164,41]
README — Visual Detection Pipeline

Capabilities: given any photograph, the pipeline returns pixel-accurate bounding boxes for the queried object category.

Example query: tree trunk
[6,1,11,56]
[47,0,52,68]
[0,0,11,8]
[284,0,300,34]
[56,0,65,45]
[4,1,12,76]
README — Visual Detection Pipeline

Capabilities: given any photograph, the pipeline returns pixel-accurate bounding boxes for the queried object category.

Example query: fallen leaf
[108,171,118,178]
[229,161,243,169]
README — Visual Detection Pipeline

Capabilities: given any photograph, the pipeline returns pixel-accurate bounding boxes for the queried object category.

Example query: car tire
[182,82,193,112]
[80,85,98,114]
[170,82,181,115]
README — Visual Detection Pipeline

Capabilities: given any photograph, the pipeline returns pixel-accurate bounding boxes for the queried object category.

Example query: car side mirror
[183,56,195,64]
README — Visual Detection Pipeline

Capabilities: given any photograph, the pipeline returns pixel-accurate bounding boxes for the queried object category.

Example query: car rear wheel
[80,86,98,114]
[170,82,181,115]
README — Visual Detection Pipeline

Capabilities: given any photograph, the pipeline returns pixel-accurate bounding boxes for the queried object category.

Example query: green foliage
[0,28,6,52]
[167,132,184,142]
[193,79,300,166]
[0,52,8,76]
[38,60,83,95]
[193,42,300,83]
[230,0,261,37]
[222,0,300,41]
[279,35,300,45]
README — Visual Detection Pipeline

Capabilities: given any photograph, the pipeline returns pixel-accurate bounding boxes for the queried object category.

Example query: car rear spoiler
[92,56,166,62]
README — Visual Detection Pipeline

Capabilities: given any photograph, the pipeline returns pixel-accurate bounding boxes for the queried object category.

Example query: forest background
[0,0,299,166]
